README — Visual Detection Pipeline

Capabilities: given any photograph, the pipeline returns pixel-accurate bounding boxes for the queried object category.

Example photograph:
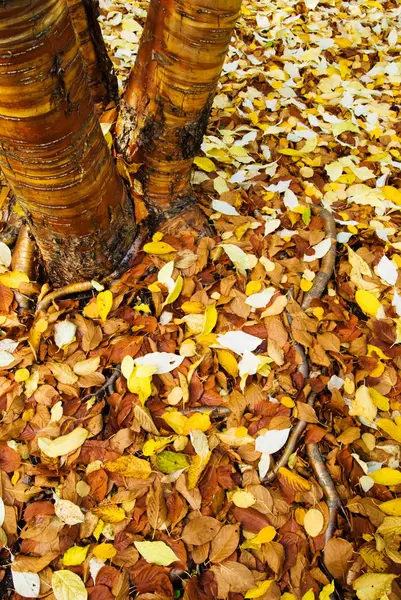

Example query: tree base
[158,202,212,240]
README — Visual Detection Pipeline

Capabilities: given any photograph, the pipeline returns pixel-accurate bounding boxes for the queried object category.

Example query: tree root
[36,225,148,313]
[11,224,35,310]
[264,207,341,565]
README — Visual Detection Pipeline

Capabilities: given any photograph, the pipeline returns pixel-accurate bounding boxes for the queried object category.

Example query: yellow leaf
[216,349,239,377]
[96,290,113,321]
[242,526,276,549]
[127,369,153,405]
[164,275,183,305]
[278,467,311,491]
[15,368,29,383]
[143,436,176,456]
[232,490,256,508]
[52,570,87,600]
[202,304,217,335]
[377,418,401,443]
[92,505,126,523]
[370,467,401,486]
[73,356,101,376]
[185,412,211,434]
[382,186,401,206]
[62,545,89,566]
[187,451,211,490]
[300,278,313,292]
[0,271,29,289]
[93,543,117,560]
[246,281,262,296]
[93,519,104,541]
[245,580,273,598]
[353,573,398,600]
[143,241,176,255]
[181,301,204,314]
[193,156,216,172]
[368,388,389,411]
[359,546,389,572]
[38,427,88,458]
[301,591,315,600]
[349,385,377,423]
[380,498,401,516]
[83,301,100,319]
[304,508,324,537]
[105,455,151,479]
[162,411,187,435]
[355,290,381,317]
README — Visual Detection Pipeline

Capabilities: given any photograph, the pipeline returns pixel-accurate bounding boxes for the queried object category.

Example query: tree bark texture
[116,0,243,216]
[67,0,118,112]
[0,0,136,285]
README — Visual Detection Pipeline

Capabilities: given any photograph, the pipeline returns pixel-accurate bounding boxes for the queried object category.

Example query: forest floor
[0,0,401,599]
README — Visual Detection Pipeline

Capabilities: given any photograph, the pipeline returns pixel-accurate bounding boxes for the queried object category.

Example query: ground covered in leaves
[0,0,401,599]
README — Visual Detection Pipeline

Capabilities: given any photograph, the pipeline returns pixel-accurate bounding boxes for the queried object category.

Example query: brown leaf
[181,515,222,545]
[231,507,272,533]
[317,332,340,353]
[211,561,255,597]
[146,481,168,530]
[0,443,21,472]
[0,283,13,312]
[209,524,240,563]
[296,402,319,423]
[324,538,354,582]
[11,551,59,573]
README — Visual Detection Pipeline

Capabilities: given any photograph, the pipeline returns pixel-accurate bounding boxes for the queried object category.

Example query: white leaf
[303,238,332,262]
[211,199,239,215]
[190,430,209,459]
[220,244,257,275]
[328,375,344,392]
[255,428,291,454]
[54,321,77,349]
[213,177,230,196]
[283,189,299,210]
[89,557,105,584]
[264,218,281,236]
[0,351,14,367]
[392,288,401,317]
[0,242,11,268]
[258,453,271,479]
[359,475,374,492]
[54,497,85,526]
[388,28,398,46]
[12,571,40,598]
[121,355,135,380]
[159,311,173,325]
[245,287,276,308]
[134,352,184,374]
[304,0,320,8]
[325,161,343,181]
[158,261,174,285]
[216,331,262,355]
[337,232,353,244]
[238,351,260,377]
[0,497,4,526]
[375,255,398,286]
[0,339,18,352]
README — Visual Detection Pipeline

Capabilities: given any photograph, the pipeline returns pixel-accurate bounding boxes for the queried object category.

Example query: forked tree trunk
[0,0,136,285]
[67,0,118,112]
[116,0,243,218]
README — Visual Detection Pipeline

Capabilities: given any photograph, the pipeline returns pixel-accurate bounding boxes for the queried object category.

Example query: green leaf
[156,450,189,474]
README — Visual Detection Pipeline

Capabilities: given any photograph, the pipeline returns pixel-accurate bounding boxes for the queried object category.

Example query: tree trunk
[116,0,242,218]
[0,0,136,285]
[67,0,118,112]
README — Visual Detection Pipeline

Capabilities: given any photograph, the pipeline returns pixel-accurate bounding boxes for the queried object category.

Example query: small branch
[180,406,231,418]
[81,369,120,403]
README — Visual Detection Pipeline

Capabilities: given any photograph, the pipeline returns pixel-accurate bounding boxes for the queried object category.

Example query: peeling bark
[67,0,118,112]
[116,0,243,216]
[0,0,136,285]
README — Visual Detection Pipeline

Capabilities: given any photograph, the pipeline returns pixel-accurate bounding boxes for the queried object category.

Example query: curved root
[11,225,35,310]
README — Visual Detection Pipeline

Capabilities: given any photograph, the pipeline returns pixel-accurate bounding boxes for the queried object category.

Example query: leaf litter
[0,0,401,598]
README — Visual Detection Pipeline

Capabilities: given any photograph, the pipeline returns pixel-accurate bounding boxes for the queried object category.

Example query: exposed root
[36,281,94,313]
[306,441,341,544]
[264,206,340,562]
[81,368,121,403]
[11,224,35,310]
[158,203,212,240]
[302,207,337,311]
[36,225,148,313]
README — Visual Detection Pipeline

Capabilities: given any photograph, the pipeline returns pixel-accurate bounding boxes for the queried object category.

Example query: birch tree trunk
[0,0,136,285]
[67,0,118,112]
[116,0,243,219]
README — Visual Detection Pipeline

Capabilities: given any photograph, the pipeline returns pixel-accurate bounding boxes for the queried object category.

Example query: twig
[180,406,231,418]
[81,369,120,403]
